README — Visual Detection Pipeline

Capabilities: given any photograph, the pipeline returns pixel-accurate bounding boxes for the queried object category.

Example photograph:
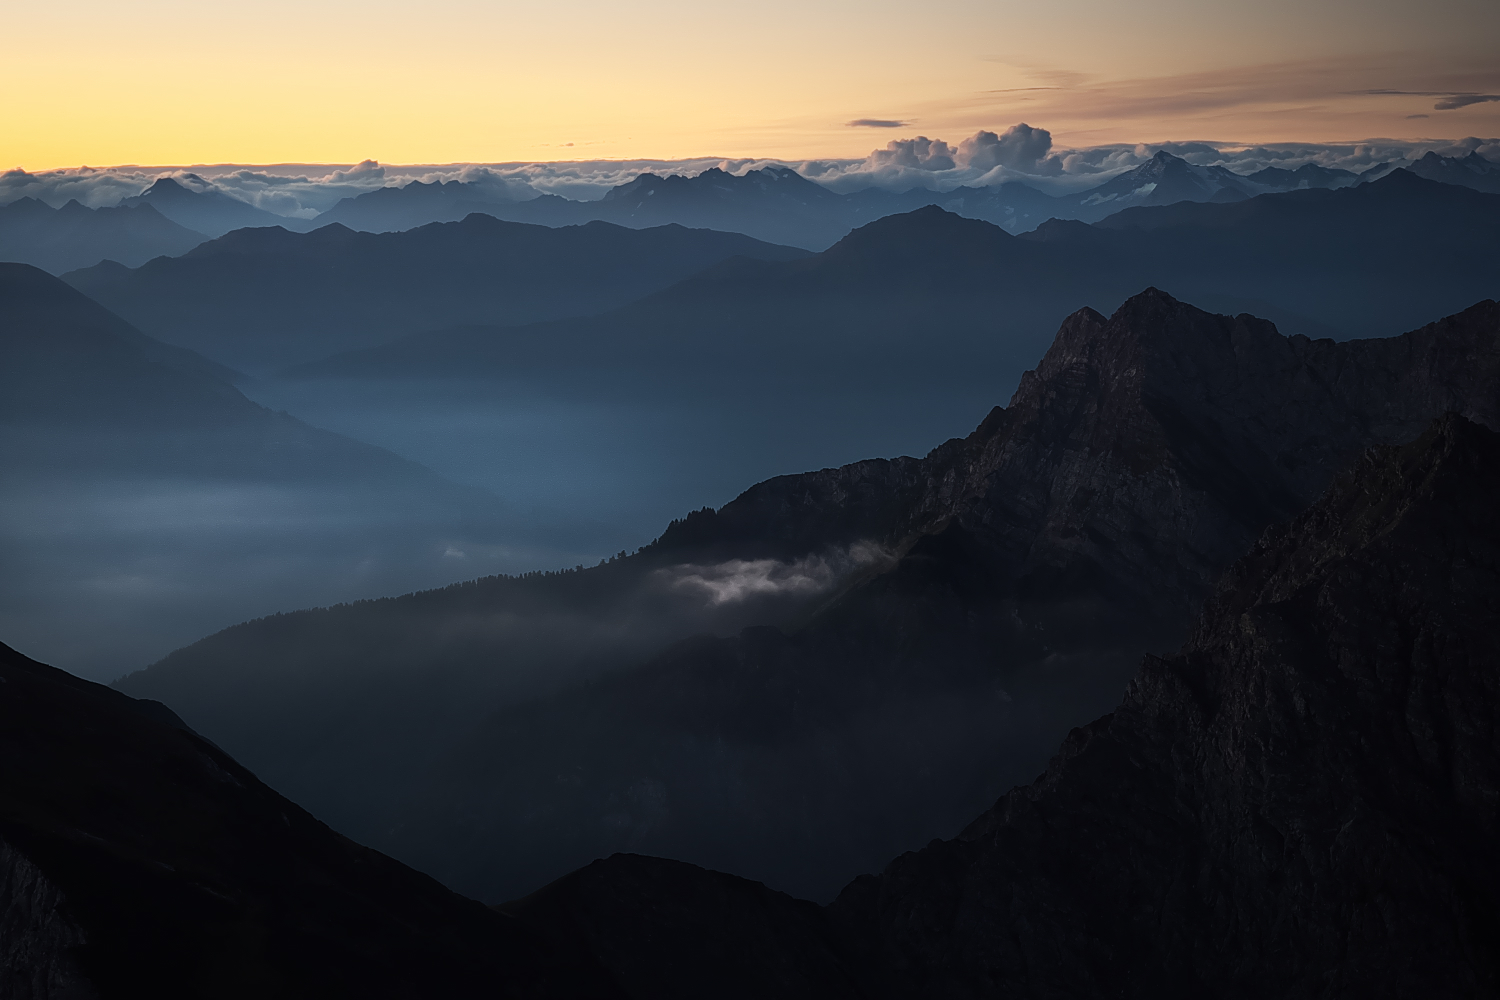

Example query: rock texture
[830,413,1500,998]
[378,291,1500,903]
[0,640,619,999]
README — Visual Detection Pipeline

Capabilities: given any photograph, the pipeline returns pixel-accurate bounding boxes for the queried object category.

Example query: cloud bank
[3,130,1496,216]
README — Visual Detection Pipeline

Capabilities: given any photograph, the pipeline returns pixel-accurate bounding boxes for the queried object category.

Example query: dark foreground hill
[511,412,1500,999]
[62,216,810,372]
[824,412,1500,997]
[117,291,1500,903]
[0,640,618,999]
[0,198,205,274]
[23,410,1498,998]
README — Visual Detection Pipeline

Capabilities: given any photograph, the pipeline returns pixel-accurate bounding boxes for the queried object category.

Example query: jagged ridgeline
[115,290,1500,904]
[9,414,1498,998]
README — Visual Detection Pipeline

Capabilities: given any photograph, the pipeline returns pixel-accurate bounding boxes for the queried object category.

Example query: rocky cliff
[829,413,1500,998]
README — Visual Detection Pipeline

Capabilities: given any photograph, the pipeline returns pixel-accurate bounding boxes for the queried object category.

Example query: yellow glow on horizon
[3,0,1497,169]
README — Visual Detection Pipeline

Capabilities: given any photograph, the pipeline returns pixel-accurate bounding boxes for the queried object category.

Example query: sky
[3,0,1497,169]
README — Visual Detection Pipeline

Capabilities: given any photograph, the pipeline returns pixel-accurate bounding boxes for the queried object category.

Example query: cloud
[956,124,1054,171]
[3,128,1496,214]
[1434,94,1500,110]
[847,119,909,128]
[659,542,895,606]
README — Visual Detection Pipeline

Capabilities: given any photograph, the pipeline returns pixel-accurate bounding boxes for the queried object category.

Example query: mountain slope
[829,412,1500,998]
[1028,169,1500,336]
[0,198,205,274]
[0,640,617,999]
[62,216,811,372]
[0,263,518,678]
[123,176,298,238]
[118,291,1500,904]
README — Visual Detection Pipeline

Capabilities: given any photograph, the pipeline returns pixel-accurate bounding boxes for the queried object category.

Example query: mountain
[304,166,1065,248]
[1244,161,1361,189]
[313,178,524,232]
[297,153,1274,250]
[123,176,302,238]
[295,174,1500,392]
[1058,149,1256,213]
[0,263,517,678]
[116,290,1500,904]
[0,198,205,274]
[62,216,811,372]
[1029,169,1500,337]
[1362,151,1500,193]
[0,640,617,998]
[283,206,1121,387]
[827,412,1500,997]
[512,411,1500,999]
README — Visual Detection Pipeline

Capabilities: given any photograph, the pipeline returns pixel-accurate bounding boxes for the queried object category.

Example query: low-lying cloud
[3,130,1496,216]
[660,542,896,606]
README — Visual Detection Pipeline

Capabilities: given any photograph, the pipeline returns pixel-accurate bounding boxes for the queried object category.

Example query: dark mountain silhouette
[826,412,1500,998]
[62,216,811,372]
[1244,161,1360,189]
[0,262,457,481]
[16,411,1498,997]
[117,291,1500,904]
[304,165,1068,247]
[0,197,205,274]
[1027,169,1500,336]
[283,206,1121,395]
[294,174,1500,394]
[304,151,1395,251]
[0,639,618,998]
[1362,150,1500,193]
[298,153,1288,250]
[511,411,1500,999]
[313,178,525,232]
[123,176,301,238]
[0,263,515,677]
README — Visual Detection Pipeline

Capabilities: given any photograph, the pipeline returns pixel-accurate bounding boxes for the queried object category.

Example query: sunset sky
[4,0,1497,168]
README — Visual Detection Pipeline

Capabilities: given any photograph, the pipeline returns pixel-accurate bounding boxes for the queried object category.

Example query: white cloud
[659,541,895,606]
[3,131,1495,215]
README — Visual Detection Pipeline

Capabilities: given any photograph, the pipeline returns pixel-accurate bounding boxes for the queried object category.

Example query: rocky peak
[831,413,1500,998]
[657,290,1498,614]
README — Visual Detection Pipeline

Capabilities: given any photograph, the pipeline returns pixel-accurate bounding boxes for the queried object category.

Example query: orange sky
[3,0,1496,168]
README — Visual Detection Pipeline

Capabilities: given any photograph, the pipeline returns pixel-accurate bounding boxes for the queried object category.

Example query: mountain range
[62,217,810,372]
[0,263,524,677]
[123,176,300,238]
[10,323,1498,999]
[0,198,205,274]
[289,172,1500,390]
[312,150,1351,248]
[115,288,1500,904]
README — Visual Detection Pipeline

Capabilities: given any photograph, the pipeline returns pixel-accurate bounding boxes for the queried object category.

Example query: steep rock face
[386,293,1500,903]
[831,414,1500,998]
[663,291,1500,615]
[0,640,617,999]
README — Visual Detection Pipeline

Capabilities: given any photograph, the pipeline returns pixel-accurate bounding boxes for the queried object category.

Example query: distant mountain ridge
[309,149,1393,248]
[0,197,205,274]
[123,175,302,238]
[62,215,811,372]
[293,174,1500,392]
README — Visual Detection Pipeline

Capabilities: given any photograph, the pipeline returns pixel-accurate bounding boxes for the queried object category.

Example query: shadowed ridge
[0,640,623,998]
[830,412,1500,999]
